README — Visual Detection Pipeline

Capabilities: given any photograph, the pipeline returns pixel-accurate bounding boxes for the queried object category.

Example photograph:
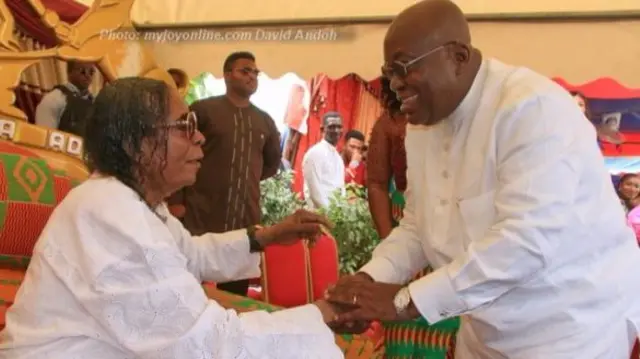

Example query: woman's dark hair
[380,77,401,115]
[83,77,171,200]
[618,173,640,210]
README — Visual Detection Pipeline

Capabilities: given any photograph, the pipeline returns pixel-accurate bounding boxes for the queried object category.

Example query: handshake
[315,272,415,334]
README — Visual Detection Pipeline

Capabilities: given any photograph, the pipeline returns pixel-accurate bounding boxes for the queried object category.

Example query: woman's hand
[254,209,331,247]
[314,300,372,334]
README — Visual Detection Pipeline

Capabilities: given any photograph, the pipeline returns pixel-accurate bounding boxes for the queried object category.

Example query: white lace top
[0,177,343,359]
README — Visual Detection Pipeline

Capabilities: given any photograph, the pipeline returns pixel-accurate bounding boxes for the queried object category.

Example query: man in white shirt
[302,112,346,209]
[326,1,640,358]
[34,61,95,135]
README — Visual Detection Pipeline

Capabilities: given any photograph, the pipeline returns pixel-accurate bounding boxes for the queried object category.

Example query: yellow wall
[130,0,640,25]
[149,20,640,86]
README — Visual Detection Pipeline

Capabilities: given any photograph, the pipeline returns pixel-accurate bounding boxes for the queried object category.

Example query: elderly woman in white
[0,78,344,359]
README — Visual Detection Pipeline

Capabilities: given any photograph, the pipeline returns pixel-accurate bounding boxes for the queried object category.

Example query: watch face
[394,288,411,313]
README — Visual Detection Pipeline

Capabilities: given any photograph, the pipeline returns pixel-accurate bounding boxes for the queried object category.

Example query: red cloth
[345,161,366,186]
[292,74,373,193]
[553,77,640,99]
[6,0,88,47]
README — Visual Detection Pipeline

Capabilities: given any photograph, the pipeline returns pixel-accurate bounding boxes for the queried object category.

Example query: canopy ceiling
[70,0,640,25]
[149,20,640,86]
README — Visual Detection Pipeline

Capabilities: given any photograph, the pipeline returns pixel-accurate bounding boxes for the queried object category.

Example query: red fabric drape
[553,77,640,99]
[292,74,364,193]
[6,0,88,48]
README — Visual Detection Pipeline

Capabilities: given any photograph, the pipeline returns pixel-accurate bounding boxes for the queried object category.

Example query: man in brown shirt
[169,51,282,295]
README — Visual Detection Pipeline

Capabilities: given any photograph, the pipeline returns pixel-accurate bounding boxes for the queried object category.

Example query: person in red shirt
[342,129,367,186]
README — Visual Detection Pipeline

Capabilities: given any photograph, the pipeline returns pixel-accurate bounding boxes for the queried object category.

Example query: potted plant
[260,170,305,226]
[320,186,380,274]
[260,171,380,275]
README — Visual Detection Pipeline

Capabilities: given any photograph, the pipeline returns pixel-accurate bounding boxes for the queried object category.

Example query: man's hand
[255,209,331,247]
[325,273,413,322]
[350,151,363,164]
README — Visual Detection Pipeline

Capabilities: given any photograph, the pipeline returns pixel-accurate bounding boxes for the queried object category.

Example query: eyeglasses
[164,111,197,140]
[381,41,458,79]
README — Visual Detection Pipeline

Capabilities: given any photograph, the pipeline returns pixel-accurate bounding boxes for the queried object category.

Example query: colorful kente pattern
[0,142,77,258]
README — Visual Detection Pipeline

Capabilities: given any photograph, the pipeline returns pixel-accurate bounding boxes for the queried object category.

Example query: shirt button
[440,199,449,206]
[442,171,449,179]
[443,144,450,152]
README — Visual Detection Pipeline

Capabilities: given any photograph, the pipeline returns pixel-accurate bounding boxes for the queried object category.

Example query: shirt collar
[321,139,338,150]
[446,59,489,131]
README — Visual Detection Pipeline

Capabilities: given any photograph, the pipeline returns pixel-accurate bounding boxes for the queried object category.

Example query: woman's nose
[193,129,205,145]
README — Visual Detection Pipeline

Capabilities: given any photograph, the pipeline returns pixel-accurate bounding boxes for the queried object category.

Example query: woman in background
[619,173,640,246]
[367,78,408,238]
[618,173,640,214]
[367,77,459,358]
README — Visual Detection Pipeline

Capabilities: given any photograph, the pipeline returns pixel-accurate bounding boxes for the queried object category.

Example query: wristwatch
[393,287,412,315]
[247,225,264,253]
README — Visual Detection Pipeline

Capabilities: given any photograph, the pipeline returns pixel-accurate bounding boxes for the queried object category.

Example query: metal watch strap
[247,225,264,253]
[393,287,412,315]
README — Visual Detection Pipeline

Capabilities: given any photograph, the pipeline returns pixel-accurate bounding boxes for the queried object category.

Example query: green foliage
[259,172,380,274]
[319,186,380,274]
[185,73,219,105]
[259,170,305,226]
[345,182,367,201]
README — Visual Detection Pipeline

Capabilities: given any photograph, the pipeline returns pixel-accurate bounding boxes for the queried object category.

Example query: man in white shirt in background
[35,61,95,135]
[326,0,640,358]
[302,112,345,209]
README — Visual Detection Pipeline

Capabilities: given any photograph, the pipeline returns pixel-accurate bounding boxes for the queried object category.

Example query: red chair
[307,235,339,300]
[259,235,339,307]
[260,241,311,307]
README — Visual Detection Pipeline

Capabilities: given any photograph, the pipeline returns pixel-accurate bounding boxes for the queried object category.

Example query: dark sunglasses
[164,111,197,140]
[381,41,458,79]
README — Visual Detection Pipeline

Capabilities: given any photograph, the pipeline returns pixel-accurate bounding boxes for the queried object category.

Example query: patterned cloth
[384,179,460,358]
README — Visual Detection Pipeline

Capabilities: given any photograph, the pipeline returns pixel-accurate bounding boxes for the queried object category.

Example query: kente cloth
[0,176,343,359]
[360,58,640,358]
[383,185,459,359]
[171,95,282,235]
